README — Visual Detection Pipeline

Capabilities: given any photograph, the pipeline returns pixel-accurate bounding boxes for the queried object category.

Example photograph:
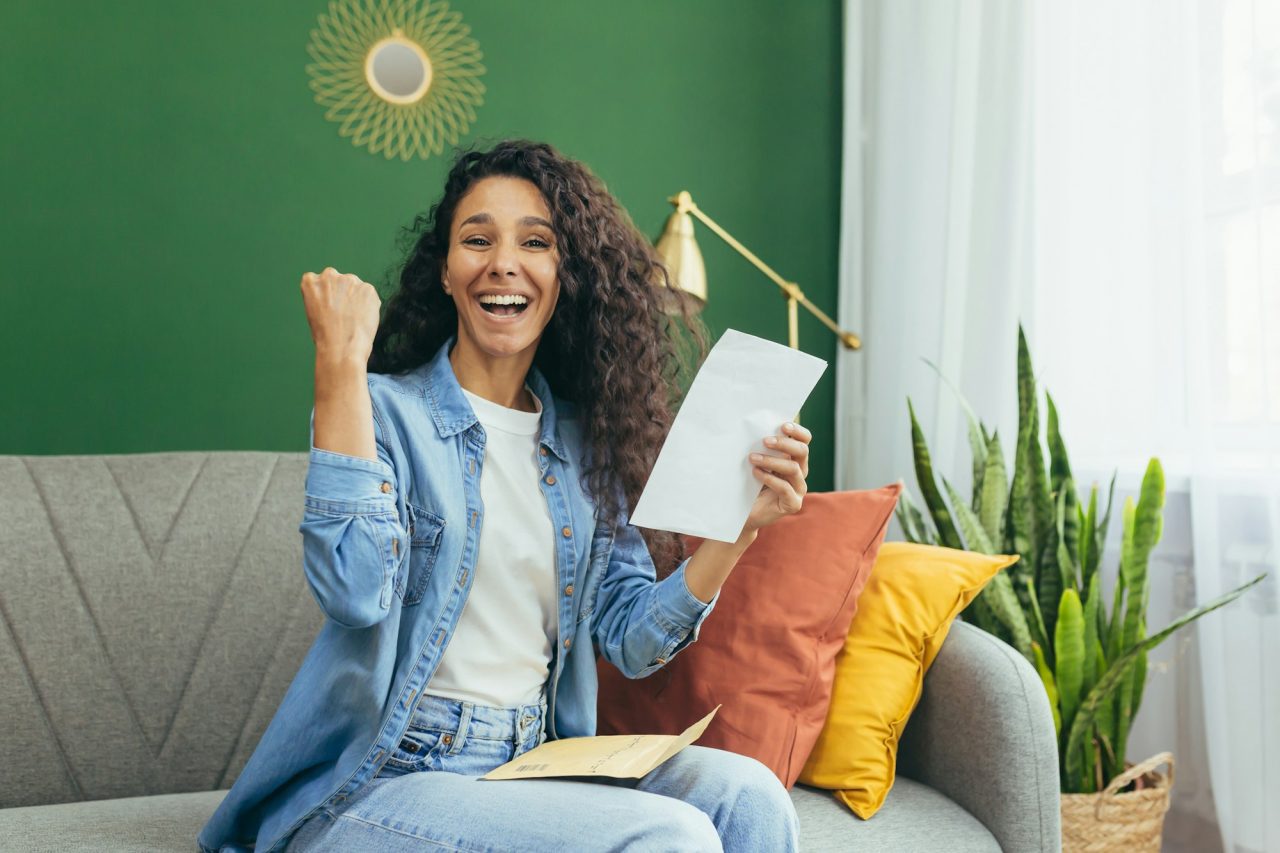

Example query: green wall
[1,0,844,492]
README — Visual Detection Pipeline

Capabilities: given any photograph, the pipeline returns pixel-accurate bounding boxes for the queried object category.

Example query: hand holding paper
[629,329,827,542]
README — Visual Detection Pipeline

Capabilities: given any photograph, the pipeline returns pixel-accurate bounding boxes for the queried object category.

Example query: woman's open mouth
[477,294,531,319]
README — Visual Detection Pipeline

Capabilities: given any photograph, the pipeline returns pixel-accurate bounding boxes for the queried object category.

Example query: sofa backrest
[0,452,323,808]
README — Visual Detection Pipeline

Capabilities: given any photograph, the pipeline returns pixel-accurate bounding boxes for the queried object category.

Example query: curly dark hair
[368,139,707,577]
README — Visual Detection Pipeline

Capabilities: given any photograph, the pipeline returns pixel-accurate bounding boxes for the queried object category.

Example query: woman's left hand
[743,421,811,536]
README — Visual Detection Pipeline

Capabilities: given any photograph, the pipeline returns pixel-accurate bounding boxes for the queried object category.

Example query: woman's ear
[441,263,451,294]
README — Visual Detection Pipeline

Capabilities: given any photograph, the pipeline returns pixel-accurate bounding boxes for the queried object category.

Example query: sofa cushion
[0,789,226,852]
[793,778,1000,852]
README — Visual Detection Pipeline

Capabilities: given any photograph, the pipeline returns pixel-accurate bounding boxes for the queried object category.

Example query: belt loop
[449,702,473,756]
[522,695,545,746]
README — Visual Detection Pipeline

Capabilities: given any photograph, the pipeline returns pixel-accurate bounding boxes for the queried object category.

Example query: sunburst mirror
[306,0,486,161]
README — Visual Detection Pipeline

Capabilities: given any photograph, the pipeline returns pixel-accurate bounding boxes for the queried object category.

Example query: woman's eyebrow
[458,212,553,229]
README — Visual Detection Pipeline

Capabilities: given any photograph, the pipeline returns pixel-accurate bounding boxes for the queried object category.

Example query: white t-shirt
[425,384,558,708]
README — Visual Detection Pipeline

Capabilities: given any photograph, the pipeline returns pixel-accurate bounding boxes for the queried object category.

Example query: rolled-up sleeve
[592,504,720,679]
[299,403,405,629]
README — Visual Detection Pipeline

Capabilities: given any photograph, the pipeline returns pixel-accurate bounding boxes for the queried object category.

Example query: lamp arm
[680,199,861,350]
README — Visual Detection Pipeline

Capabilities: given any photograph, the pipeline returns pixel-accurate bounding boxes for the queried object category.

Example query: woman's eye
[526,238,551,248]
[462,236,490,246]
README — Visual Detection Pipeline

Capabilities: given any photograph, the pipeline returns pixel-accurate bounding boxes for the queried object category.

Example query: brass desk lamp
[654,191,862,353]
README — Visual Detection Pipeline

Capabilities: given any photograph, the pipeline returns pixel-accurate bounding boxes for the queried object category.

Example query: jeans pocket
[381,727,445,775]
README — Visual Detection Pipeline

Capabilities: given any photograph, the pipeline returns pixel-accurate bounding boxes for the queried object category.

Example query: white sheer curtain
[840,1,1280,850]
[836,0,1035,500]
[1032,2,1280,851]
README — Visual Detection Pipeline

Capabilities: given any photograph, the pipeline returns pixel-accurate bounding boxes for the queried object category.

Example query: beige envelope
[480,706,721,781]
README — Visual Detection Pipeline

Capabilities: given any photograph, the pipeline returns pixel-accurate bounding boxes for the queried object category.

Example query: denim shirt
[197,336,720,853]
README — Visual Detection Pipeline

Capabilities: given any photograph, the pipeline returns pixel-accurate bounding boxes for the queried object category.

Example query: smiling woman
[198,139,808,853]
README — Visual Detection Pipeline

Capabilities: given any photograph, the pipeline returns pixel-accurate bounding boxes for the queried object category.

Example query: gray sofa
[0,451,1061,852]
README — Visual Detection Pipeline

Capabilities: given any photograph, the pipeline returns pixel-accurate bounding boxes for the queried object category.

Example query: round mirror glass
[365,37,433,104]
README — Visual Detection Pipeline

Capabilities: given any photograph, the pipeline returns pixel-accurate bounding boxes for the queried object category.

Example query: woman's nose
[489,242,518,277]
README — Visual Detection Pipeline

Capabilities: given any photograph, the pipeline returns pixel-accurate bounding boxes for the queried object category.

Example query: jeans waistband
[410,691,547,752]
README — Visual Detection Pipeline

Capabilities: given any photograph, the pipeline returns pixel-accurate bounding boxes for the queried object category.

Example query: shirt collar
[422,335,570,462]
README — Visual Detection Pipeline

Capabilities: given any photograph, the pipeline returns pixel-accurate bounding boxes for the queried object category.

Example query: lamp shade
[654,208,708,312]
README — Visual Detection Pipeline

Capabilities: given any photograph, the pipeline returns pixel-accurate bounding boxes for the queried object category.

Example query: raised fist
[300,267,381,362]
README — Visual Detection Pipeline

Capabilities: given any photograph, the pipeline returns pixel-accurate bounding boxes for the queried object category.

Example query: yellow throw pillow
[797,541,1018,818]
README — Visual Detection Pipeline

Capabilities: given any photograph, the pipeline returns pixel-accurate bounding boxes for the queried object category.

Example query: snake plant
[898,325,1265,794]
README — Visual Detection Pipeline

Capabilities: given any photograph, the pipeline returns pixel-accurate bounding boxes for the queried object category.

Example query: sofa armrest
[897,621,1062,853]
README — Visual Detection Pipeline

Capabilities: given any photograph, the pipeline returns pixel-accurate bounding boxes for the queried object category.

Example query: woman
[198,139,808,852]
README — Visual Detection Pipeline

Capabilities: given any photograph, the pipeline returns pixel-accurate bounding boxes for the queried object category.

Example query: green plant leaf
[1054,487,1074,594]
[1063,573,1267,786]
[1108,500,1135,661]
[982,569,1034,662]
[1093,643,1115,781]
[1056,588,1086,748]
[1006,328,1059,642]
[1024,576,1051,658]
[944,478,995,555]
[1033,642,1061,737]
[1081,484,1099,592]
[1005,327,1039,578]
[1075,577,1102,796]
[895,506,918,543]
[1130,622,1149,723]
[1096,731,1119,790]
[1081,572,1102,699]
[1094,470,1118,574]
[978,431,1008,554]
[1080,734,1098,794]
[908,398,964,550]
[1047,392,1080,572]
[1030,405,1058,643]
[965,590,1006,641]
[1114,460,1165,767]
[896,489,933,544]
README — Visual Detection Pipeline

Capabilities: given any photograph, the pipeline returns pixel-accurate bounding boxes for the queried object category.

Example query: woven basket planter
[1061,752,1174,853]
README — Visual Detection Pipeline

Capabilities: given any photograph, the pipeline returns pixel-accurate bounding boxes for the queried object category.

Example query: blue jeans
[284,691,799,852]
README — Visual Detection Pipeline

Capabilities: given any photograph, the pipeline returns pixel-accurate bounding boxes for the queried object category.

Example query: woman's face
[443,175,561,363]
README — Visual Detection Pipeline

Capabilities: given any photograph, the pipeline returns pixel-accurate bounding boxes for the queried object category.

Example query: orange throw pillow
[595,484,902,787]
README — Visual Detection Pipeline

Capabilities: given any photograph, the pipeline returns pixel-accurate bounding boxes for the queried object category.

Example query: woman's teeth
[478,294,529,316]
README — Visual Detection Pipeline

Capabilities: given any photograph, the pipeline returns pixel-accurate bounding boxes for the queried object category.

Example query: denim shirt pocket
[399,501,446,606]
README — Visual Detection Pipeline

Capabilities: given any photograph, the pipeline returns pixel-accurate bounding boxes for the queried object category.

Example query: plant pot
[1060,752,1174,853]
